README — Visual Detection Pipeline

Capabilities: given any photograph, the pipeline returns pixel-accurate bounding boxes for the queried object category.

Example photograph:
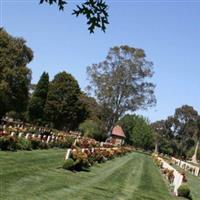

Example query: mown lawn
[0,149,177,200]
[173,164,200,200]
[186,172,200,200]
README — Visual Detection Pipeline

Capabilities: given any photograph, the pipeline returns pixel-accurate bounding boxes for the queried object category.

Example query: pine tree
[44,71,88,130]
[28,72,49,123]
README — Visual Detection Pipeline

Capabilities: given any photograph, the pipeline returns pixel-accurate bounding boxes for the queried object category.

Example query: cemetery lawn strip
[173,164,200,200]
[0,150,176,200]
[186,172,200,200]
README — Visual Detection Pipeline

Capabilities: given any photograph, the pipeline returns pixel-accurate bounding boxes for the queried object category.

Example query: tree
[191,116,200,163]
[44,71,88,130]
[40,0,109,33]
[151,120,167,154]
[187,146,200,162]
[117,114,137,145]
[129,116,154,150]
[87,45,156,132]
[79,93,102,121]
[28,72,49,123]
[161,116,179,156]
[165,105,198,158]
[79,119,106,141]
[118,114,154,150]
[0,28,33,119]
[132,117,154,150]
[174,105,198,157]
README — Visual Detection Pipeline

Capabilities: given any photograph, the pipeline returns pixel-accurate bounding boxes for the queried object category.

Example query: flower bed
[0,123,120,157]
[0,134,75,151]
[63,146,133,171]
[75,137,100,148]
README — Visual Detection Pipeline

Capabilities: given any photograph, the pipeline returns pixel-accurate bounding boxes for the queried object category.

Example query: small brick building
[107,125,126,146]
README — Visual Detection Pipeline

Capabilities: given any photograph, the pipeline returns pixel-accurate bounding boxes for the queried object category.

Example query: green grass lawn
[186,172,200,200]
[187,161,200,167]
[0,149,178,200]
[172,164,200,200]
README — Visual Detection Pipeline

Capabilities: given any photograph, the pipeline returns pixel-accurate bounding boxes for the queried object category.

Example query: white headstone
[47,136,51,143]
[43,135,47,140]
[25,133,30,139]
[11,132,15,136]
[65,149,71,160]
[18,132,23,138]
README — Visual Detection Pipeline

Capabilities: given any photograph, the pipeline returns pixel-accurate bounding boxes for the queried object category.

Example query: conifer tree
[28,72,49,123]
[44,71,88,130]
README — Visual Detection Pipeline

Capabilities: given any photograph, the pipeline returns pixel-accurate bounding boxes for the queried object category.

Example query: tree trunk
[154,142,158,154]
[191,140,199,163]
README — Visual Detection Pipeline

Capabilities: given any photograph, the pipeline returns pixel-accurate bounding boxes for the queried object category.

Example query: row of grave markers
[172,157,200,177]
[10,132,61,144]
[157,157,183,196]
[9,132,113,147]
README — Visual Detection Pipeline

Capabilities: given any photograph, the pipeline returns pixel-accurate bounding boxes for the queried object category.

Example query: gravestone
[25,133,30,139]
[46,136,51,143]
[11,132,16,136]
[18,132,23,138]
[65,149,71,160]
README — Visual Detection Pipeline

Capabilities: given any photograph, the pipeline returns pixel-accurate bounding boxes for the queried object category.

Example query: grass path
[172,164,200,200]
[0,149,176,200]
[186,172,200,200]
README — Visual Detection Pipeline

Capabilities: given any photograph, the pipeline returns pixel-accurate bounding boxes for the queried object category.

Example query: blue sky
[1,0,200,122]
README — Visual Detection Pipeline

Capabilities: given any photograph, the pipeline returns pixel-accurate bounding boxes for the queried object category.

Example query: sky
[1,0,200,122]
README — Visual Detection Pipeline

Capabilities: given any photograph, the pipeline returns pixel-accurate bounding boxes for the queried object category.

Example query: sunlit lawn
[0,149,180,200]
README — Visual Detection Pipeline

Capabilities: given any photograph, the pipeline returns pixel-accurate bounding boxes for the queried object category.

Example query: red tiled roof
[111,125,126,138]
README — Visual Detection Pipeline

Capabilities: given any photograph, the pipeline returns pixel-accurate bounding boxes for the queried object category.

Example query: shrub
[17,138,32,150]
[102,149,114,160]
[54,137,75,148]
[178,184,192,199]
[153,157,163,168]
[39,141,50,149]
[71,150,90,170]
[92,149,105,163]
[73,158,90,171]
[167,170,174,183]
[76,137,99,148]
[181,171,187,183]
[0,136,18,151]
[63,158,75,170]
[87,153,96,165]
[30,138,42,149]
